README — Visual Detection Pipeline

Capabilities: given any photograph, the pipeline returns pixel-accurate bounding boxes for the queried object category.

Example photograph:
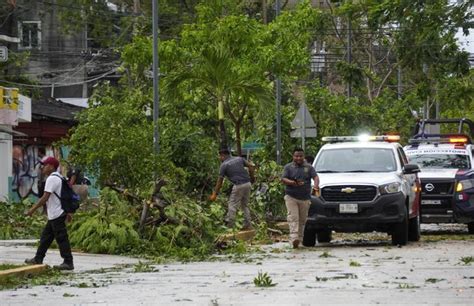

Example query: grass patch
[0,264,26,271]
[133,261,158,273]
[425,278,445,283]
[316,273,358,281]
[397,283,419,289]
[0,268,72,290]
[253,271,277,287]
[460,256,474,265]
[319,251,334,258]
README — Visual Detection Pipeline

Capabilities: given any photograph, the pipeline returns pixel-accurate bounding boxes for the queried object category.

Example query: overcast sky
[456,29,473,54]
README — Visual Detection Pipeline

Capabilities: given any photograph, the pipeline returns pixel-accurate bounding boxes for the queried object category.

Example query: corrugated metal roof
[32,98,84,122]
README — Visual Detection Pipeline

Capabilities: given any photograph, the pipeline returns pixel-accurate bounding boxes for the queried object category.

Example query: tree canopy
[64,0,473,194]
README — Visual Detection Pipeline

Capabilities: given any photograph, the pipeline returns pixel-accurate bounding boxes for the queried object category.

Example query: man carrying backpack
[25,156,74,270]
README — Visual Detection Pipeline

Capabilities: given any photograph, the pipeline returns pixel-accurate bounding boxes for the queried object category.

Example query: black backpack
[52,174,81,213]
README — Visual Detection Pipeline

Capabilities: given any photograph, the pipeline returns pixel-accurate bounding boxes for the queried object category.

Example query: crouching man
[210,149,255,230]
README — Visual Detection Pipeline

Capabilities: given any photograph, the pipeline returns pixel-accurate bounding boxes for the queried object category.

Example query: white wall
[0,132,12,202]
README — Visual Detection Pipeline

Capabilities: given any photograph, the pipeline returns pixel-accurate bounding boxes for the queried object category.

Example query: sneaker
[292,239,300,249]
[25,257,42,265]
[54,262,74,271]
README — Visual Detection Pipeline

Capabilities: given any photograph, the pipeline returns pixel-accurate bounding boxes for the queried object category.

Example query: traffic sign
[290,128,317,138]
[0,46,8,62]
[290,102,317,150]
[291,102,316,128]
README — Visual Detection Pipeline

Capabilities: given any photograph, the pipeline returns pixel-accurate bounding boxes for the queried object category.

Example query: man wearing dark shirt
[281,148,319,248]
[210,149,255,229]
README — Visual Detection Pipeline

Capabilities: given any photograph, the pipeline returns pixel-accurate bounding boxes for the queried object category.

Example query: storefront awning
[0,125,28,138]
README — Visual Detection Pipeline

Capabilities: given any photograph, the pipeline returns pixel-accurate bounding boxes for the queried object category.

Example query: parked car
[304,135,421,246]
[404,118,474,234]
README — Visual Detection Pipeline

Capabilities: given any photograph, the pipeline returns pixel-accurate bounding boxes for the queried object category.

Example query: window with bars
[18,21,41,50]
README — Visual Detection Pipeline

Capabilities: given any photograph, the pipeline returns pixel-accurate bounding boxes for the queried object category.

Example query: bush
[250,160,286,221]
[0,200,44,239]
[69,214,140,254]
[67,187,228,260]
[68,188,140,254]
[143,194,227,261]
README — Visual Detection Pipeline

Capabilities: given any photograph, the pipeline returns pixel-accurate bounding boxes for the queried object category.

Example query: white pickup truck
[403,118,474,234]
[304,135,421,246]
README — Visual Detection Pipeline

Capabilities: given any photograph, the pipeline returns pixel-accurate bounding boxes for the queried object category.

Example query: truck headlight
[379,182,401,194]
[456,179,474,192]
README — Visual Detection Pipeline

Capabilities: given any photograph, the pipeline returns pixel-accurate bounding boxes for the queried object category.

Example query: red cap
[42,156,59,169]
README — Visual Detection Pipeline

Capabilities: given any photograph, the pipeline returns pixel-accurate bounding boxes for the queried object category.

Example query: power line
[36,0,140,17]
[0,68,118,88]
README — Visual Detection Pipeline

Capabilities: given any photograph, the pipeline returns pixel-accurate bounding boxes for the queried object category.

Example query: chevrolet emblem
[341,187,356,193]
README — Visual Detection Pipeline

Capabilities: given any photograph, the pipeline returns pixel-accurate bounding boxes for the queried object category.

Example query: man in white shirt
[25,156,74,270]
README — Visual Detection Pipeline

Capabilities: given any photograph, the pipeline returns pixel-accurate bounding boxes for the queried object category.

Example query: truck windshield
[315,148,396,173]
[407,154,471,170]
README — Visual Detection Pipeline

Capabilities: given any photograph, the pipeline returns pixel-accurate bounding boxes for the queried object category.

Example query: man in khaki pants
[281,148,319,248]
[210,149,255,230]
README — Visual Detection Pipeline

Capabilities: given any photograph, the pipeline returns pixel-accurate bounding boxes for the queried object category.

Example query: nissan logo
[425,183,435,192]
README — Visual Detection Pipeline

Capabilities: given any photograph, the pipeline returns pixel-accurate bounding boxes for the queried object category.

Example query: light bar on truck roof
[448,136,469,143]
[322,135,400,143]
[409,134,469,145]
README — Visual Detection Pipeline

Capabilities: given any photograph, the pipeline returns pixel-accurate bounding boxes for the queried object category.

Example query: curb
[0,264,48,280]
[0,240,37,246]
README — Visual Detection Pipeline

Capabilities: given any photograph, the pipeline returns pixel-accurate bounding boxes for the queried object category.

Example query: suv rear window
[315,148,396,173]
[408,153,471,170]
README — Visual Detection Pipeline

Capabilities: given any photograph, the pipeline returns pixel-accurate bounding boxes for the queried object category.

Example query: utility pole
[302,100,306,151]
[262,0,268,24]
[347,18,352,98]
[133,0,141,14]
[141,0,160,233]
[82,14,88,98]
[275,0,282,165]
[152,0,160,154]
[397,65,402,100]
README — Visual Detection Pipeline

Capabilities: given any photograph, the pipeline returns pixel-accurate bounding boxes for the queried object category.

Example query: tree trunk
[262,0,267,24]
[133,0,141,14]
[235,121,242,157]
[219,119,228,150]
[218,98,228,149]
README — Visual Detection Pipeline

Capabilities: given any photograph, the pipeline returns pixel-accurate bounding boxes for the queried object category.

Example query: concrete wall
[9,144,99,202]
[10,144,57,201]
[0,133,13,202]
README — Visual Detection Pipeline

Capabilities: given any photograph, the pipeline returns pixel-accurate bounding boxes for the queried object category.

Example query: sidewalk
[0,240,141,273]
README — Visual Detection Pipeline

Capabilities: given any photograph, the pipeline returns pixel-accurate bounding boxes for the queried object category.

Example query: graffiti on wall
[11,145,61,199]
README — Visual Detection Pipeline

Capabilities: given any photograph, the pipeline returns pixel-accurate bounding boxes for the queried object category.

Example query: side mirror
[403,164,420,174]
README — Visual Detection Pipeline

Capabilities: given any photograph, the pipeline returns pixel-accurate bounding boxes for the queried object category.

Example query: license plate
[339,203,358,213]
[421,200,441,205]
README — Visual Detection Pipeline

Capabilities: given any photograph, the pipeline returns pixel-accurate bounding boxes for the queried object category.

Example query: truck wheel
[302,226,317,247]
[408,213,421,242]
[317,230,332,243]
[392,210,408,246]
[468,222,474,234]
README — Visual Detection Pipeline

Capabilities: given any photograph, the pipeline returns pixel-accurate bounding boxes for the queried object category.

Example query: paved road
[1,225,474,305]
